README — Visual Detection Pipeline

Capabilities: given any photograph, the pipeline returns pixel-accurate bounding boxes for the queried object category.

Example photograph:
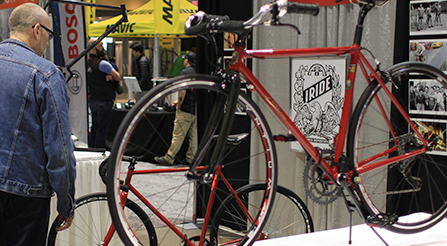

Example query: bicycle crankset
[304,150,341,205]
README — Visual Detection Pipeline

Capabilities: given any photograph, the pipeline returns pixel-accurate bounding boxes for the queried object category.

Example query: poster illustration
[290,58,346,152]
[411,118,447,155]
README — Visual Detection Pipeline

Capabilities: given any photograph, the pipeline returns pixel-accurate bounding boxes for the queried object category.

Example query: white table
[49,151,107,224]
[253,214,447,246]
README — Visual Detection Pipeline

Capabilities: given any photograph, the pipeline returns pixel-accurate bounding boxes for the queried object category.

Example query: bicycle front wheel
[47,193,156,246]
[210,184,313,245]
[348,62,447,233]
[108,74,278,245]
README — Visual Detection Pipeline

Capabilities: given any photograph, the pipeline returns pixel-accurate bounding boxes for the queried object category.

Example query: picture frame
[410,0,447,36]
[409,39,447,71]
[409,79,447,115]
[410,118,447,155]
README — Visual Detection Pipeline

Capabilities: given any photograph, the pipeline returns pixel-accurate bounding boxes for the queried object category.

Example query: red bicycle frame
[229,44,427,182]
[107,165,256,246]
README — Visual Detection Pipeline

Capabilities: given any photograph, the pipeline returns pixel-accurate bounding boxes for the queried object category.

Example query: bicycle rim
[210,183,313,245]
[47,193,155,246]
[107,75,278,245]
[348,62,447,233]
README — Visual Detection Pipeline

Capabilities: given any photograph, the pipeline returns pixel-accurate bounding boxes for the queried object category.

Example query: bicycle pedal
[274,134,296,142]
[366,213,398,228]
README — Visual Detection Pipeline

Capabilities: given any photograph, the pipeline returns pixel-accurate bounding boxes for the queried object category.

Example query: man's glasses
[32,23,54,40]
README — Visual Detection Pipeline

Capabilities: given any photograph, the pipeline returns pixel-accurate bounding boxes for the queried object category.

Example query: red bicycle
[108,0,447,245]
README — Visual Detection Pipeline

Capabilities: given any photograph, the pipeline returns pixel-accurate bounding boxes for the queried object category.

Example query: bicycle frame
[229,43,427,188]
[221,1,426,189]
[109,164,256,246]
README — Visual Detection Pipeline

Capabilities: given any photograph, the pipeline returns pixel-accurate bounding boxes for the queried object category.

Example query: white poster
[57,1,88,144]
[290,58,346,152]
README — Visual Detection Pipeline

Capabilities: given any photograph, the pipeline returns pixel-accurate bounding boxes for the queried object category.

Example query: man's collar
[89,53,101,59]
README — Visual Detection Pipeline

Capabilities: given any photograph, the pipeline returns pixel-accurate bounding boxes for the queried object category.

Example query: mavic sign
[89,0,198,37]
[162,0,173,25]
[106,23,136,34]
[155,0,197,34]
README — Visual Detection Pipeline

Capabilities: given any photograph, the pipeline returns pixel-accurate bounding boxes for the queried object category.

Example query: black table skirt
[106,108,187,163]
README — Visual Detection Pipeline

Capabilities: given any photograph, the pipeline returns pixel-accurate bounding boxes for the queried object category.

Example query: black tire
[107,74,278,245]
[210,184,313,245]
[348,62,447,233]
[47,192,157,246]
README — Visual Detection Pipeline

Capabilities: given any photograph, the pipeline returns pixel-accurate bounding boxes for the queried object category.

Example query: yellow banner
[84,0,95,36]
[154,0,179,34]
[88,0,197,38]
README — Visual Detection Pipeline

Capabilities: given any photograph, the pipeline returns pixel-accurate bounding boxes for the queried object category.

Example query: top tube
[243,45,360,59]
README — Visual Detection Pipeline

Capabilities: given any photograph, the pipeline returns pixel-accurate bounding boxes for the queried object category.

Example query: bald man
[0,3,76,246]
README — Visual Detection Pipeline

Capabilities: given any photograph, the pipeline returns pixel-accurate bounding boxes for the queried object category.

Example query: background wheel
[210,183,313,245]
[47,193,156,246]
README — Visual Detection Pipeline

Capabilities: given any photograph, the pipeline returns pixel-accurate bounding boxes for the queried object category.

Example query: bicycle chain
[363,133,422,196]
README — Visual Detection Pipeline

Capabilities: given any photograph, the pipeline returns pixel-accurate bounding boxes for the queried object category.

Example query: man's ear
[31,24,41,40]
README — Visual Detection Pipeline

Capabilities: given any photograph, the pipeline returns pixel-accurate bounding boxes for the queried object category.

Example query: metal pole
[153,34,160,79]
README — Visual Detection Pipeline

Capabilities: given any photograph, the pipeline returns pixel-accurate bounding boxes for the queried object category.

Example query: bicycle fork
[187,71,242,181]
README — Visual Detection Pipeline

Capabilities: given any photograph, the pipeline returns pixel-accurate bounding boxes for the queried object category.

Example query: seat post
[353,3,373,45]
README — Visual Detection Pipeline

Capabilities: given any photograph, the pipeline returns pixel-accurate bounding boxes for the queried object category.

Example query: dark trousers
[0,191,50,246]
[89,100,114,148]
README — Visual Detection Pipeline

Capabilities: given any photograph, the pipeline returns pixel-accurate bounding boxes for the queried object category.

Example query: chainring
[304,153,341,205]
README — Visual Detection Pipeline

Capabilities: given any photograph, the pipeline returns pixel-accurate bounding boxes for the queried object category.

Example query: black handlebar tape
[218,20,245,33]
[185,23,208,35]
[185,20,245,35]
[287,2,320,16]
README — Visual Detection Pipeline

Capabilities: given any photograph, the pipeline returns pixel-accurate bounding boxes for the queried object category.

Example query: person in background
[0,3,76,245]
[155,52,197,165]
[87,38,120,148]
[107,55,124,95]
[130,41,152,101]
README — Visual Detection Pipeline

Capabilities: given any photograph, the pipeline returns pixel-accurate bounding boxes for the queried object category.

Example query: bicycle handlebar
[185,1,319,36]
[287,2,320,15]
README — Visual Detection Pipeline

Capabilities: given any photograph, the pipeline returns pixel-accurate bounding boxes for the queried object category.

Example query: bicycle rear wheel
[107,74,278,245]
[348,62,447,233]
[210,184,313,245]
[47,193,156,246]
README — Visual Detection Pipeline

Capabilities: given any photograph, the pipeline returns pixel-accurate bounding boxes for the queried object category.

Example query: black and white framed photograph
[289,57,346,152]
[409,79,447,114]
[410,118,447,155]
[409,39,447,71]
[410,0,447,36]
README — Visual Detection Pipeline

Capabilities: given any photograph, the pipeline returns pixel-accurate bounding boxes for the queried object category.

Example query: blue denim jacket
[0,39,76,218]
